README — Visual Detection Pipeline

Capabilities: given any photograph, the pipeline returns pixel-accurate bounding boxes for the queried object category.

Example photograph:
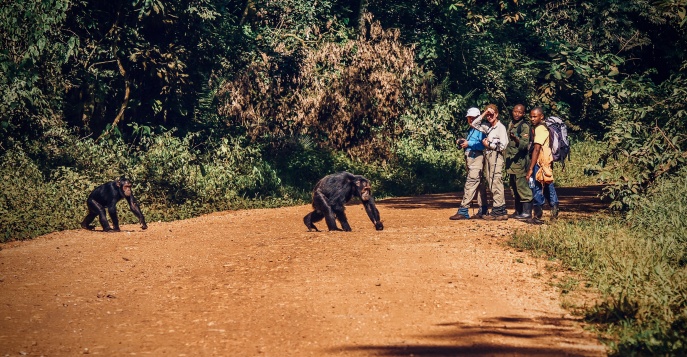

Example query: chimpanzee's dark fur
[303,172,383,232]
[81,177,147,232]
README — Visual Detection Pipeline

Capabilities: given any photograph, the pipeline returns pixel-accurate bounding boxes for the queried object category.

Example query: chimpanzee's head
[116,176,133,197]
[354,178,372,202]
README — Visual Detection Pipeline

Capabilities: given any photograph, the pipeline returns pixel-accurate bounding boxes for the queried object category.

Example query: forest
[1,0,686,354]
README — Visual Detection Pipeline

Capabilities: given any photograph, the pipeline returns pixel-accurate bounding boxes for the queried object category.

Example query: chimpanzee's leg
[88,199,112,231]
[304,210,324,232]
[81,210,97,230]
[313,190,340,231]
[334,210,352,232]
[108,206,121,231]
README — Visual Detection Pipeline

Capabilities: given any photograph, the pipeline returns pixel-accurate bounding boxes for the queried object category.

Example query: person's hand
[509,131,516,139]
[460,140,469,149]
[482,138,489,147]
[526,169,533,181]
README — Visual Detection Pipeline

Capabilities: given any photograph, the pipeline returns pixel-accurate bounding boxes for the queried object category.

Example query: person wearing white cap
[449,107,490,220]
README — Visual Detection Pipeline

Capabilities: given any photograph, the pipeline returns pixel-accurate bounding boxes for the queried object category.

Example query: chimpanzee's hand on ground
[375,221,384,231]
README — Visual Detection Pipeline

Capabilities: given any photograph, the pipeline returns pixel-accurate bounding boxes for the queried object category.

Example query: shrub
[0,130,288,241]
[217,13,431,162]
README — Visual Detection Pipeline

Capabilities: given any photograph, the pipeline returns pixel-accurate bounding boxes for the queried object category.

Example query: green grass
[554,138,606,187]
[509,165,687,355]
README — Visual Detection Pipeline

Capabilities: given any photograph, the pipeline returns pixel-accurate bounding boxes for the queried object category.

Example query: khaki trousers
[460,151,488,209]
[509,173,533,203]
[484,150,506,208]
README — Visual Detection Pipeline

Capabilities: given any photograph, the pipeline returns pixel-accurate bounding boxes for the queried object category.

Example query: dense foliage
[2,0,686,352]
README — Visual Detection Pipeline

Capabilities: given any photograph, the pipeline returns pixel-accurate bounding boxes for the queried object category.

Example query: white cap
[466,107,480,117]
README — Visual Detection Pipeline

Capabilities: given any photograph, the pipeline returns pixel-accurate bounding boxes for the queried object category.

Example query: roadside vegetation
[512,167,687,354]
[1,0,686,353]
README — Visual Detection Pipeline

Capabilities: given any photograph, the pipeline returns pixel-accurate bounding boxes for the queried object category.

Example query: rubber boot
[550,203,559,221]
[514,202,532,220]
[509,201,523,218]
[449,207,470,220]
[527,205,544,225]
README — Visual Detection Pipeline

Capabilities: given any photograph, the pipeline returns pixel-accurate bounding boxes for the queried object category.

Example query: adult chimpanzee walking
[303,172,383,232]
[81,177,148,232]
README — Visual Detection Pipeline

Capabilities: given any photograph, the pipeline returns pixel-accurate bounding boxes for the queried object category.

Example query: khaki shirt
[506,119,530,175]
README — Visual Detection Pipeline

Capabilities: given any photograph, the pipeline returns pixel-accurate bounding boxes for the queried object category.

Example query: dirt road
[0,187,607,356]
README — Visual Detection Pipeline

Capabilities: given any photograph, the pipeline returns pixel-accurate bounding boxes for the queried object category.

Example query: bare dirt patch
[0,187,608,356]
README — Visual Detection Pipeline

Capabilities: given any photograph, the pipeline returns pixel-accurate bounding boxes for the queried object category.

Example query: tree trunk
[97,52,130,140]
[352,0,367,34]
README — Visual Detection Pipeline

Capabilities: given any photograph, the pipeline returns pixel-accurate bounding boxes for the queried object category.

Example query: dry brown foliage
[217,13,430,161]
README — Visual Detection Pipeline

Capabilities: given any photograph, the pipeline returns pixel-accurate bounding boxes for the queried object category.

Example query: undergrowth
[554,138,608,187]
[510,166,687,355]
[0,125,464,241]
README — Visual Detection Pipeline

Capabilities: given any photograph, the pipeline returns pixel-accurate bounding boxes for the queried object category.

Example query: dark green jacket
[505,119,530,175]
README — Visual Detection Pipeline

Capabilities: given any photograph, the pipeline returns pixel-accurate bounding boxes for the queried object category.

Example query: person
[471,104,509,220]
[505,104,533,220]
[450,107,489,220]
[526,107,560,224]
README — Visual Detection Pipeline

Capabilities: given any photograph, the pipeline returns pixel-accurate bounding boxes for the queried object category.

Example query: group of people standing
[450,104,559,225]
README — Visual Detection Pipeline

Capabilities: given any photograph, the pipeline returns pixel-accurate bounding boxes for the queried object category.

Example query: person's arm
[517,123,530,151]
[483,124,508,151]
[466,129,485,151]
[508,126,519,147]
[470,114,489,133]
[527,143,541,180]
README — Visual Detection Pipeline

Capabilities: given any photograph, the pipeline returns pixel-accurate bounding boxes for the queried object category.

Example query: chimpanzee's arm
[362,197,383,230]
[126,195,148,229]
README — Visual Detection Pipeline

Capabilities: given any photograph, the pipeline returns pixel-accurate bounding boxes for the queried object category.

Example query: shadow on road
[376,185,609,214]
[333,315,604,356]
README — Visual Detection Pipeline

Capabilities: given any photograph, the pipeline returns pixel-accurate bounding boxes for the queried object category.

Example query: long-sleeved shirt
[465,127,486,154]
[471,116,509,152]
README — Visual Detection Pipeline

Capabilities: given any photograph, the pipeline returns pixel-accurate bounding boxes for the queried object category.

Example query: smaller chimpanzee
[81,177,148,232]
[303,172,383,232]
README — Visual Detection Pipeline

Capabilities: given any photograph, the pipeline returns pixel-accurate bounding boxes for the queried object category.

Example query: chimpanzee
[303,172,383,232]
[81,177,148,232]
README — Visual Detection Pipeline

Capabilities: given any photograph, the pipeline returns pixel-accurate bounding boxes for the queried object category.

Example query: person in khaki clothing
[450,107,489,220]
[471,104,509,220]
[505,104,533,219]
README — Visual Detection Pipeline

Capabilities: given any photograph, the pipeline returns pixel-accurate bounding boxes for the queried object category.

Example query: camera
[457,138,466,147]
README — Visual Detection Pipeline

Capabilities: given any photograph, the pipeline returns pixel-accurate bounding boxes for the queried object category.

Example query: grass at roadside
[510,157,687,354]
[554,138,606,187]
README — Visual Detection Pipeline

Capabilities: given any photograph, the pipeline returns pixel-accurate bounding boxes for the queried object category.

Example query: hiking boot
[484,206,508,221]
[449,207,470,220]
[484,213,508,221]
[509,201,523,218]
[496,213,508,220]
[527,205,544,225]
[470,206,489,219]
[514,202,532,220]
[550,203,560,221]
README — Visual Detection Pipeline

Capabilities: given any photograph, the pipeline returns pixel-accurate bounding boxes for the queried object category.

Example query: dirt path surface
[0,187,608,356]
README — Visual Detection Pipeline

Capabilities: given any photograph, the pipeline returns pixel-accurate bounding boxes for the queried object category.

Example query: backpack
[544,116,570,169]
